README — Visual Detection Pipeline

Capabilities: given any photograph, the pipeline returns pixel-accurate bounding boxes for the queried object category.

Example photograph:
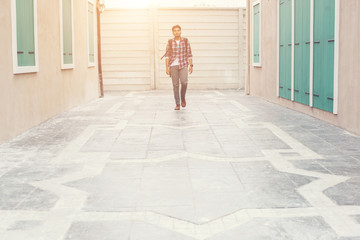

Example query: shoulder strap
[168,39,172,53]
[184,38,188,54]
[166,38,188,57]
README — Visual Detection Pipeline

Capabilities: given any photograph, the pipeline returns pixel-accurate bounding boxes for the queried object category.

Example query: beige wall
[248,0,360,135]
[0,0,100,143]
[337,0,360,135]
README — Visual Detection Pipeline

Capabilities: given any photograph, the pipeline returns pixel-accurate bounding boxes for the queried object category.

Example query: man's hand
[189,66,193,74]
[166,67,170,75]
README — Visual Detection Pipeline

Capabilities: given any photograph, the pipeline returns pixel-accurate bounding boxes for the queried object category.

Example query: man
[165,25,193,110]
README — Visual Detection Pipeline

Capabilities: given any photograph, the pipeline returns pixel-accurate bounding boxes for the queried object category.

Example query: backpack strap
[170,38,188,54]
[161,39,173,60]
[168,39,172,55]
[161,38,188,60]
[184,38,188,55]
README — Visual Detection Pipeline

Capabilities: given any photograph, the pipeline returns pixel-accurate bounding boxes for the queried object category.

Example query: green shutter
[313,0,335,112]
[279,0,292,100]
[294,0,310,105]
[62,0,73,65]
[16,0,35,67]
[253,3,260,64]
[88,2,95,63]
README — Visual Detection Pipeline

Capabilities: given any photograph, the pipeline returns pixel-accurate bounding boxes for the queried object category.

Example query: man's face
[172,27,181,37]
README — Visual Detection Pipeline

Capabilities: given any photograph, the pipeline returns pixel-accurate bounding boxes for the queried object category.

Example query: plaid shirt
[165,37,193,69]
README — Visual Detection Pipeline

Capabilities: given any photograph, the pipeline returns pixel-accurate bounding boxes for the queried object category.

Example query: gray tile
[290,159,332,174]
[352,215,360,224]
[339,238,360,240]
[316,158,360,177]
[141,205,196,223]
[324,178,360,205]
[193,190,251,223]
[80,130,121,152]
[110,149,147,159]
[206,217,339,240]
[7,220,42,231]
[0,183,58,210]
[64,221,132,240]
[131,221,197,240]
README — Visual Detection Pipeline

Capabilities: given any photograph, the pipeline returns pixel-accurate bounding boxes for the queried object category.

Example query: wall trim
[11,0,39,74]
[309,0,314,107]
[333,0,340,114]
[276,0,280,97]
[252,0,261,67]
[60,0,75,69]
[291,0,295,101]
[87,0,96,67]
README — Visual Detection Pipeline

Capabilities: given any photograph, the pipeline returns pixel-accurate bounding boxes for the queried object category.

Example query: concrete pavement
[1,90,360,239]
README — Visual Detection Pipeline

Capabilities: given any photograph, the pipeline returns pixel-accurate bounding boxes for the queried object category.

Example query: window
[11,0,39,74]
[277,0,339,114]
[252,0,261,67]
[60,0,74,69]
[88,0,95,67]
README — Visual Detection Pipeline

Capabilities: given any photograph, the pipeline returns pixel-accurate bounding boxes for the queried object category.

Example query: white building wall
[101,8,247,90]
[106,0,246,8]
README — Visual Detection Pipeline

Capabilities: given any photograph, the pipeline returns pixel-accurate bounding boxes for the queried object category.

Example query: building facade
[247,0,360,135]
[0,0,100,143]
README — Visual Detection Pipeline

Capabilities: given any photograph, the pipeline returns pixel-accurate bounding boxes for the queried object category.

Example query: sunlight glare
[106,0,157,8]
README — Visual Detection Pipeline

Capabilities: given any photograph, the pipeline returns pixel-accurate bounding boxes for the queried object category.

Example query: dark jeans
[170,66,188,105]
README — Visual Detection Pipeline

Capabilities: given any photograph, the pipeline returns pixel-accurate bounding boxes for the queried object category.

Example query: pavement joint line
[213,90,225,96]
[223,109,236,116]
[124,92,135,97]
[106,153,319,164]
[51,122,127,163]
[230,100,251,112]
[105,102,124,114]
[127,123,213,130]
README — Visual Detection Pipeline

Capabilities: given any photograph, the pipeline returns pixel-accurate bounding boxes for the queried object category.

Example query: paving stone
[324,177,360,205]
[290,159,333,174]
[1,90,360,239]
[206,217,339,240]
[7,221,43,231]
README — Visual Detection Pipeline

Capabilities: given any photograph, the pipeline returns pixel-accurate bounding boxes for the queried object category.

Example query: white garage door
[101,8,246,91]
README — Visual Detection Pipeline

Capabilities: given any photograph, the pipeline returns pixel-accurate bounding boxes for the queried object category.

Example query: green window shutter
[16,0,35,67]
[313,0,335,112]
[253,3,260,64]
[294,0,310,105]
[62,0,73,65]
[88,2,95,63]
[279,0,292,100]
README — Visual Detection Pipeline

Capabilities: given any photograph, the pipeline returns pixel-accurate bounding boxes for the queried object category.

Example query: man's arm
[165,41,170,75]
[187,40,193,74]
[188,58,193,74]
[166,58,170,75]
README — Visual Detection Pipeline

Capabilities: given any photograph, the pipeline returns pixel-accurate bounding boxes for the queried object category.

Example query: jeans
[170,66,188,105]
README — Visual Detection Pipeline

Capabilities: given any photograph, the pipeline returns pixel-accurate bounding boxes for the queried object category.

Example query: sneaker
[174,105,180,110]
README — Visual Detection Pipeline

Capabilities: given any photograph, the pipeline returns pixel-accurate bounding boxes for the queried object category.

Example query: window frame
[11,0,39,74]
[59,0,75,69]
[87,0,96,67]
[252,0,261,67]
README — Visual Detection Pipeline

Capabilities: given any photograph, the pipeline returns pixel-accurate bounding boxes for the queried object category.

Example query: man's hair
[172,25,181,31]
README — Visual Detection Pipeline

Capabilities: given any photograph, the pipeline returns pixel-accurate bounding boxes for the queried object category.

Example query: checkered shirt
[165,37,193,69]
